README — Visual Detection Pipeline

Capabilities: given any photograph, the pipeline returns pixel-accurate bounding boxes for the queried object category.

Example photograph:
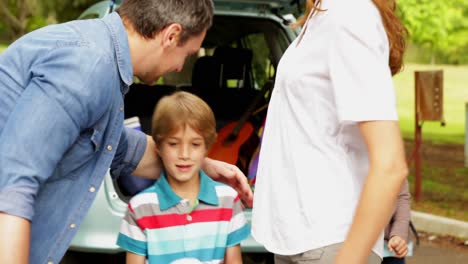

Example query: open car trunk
[117,14,293,197]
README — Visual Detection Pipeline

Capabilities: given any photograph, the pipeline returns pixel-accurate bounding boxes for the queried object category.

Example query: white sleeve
[328,12,398,123]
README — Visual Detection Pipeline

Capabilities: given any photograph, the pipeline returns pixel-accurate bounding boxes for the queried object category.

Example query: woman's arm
[126,251,146,264]
[0,213,30,264]
[224,244,243,264]
[335,121,408,264]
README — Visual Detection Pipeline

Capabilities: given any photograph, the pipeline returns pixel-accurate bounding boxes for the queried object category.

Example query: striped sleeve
[116,204,148,256]
[226,195,250,247]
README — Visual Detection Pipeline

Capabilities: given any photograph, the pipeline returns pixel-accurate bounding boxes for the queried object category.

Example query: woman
[251,0,409,263]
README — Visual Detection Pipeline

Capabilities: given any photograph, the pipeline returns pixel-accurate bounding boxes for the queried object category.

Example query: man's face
[138,30,206,84]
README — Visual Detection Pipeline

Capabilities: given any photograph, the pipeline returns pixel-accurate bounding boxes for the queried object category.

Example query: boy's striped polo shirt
[117,170,250,264]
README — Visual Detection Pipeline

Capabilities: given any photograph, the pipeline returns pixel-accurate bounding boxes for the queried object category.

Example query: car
[70,0,301,260]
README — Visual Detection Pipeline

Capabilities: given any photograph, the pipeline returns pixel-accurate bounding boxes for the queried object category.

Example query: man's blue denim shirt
[0,13,147,263]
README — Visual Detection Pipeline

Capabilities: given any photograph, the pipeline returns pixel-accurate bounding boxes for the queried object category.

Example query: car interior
[116,15,291,198]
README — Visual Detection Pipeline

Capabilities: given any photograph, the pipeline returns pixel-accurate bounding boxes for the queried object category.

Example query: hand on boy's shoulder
[202,158,253,208]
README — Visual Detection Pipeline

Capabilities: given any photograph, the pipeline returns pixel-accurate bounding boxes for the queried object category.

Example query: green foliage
[41,0,100,23]
[244,33,272,89]
[399,0,468,64]
[0,23,6,40]
[0,0,42,40]
[26,15,48,32]
[0,0,100,41]
[0,44,8,54]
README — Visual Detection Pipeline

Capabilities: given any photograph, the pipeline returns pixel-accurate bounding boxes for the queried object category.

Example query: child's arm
[126,251,146,264]
[389,180,411,241]
[224,244,243,264]
[387,179,411,258]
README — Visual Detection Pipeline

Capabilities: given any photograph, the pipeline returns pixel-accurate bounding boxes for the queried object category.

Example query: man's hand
[0,213,30,264]
[388,235,408,258]
[202,157,253,207]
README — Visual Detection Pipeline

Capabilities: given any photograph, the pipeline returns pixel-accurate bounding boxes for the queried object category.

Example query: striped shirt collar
[155,170,219,211]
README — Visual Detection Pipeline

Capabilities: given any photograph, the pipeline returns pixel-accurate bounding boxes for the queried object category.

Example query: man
[0,1,252,263]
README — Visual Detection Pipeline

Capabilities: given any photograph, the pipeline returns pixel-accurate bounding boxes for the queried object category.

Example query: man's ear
[161,23,183,49]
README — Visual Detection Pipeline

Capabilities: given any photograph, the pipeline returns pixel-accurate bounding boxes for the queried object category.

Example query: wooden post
[414,73,423,202]
[413,70,444,202]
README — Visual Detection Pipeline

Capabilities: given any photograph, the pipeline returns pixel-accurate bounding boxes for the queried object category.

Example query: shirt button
[89,186,96,193]
[70,223,76,229]
[120,107,124,112]
[107,145,113,151]
[186,215,192,222]
[48,261,54,264]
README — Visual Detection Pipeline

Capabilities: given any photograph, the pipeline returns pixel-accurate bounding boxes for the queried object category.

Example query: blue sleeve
[111,128,155,195]
[0,45,113,221]
[110,127,147,179]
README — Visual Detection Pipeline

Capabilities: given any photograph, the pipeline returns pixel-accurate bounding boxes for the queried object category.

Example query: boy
[117,92,250,264]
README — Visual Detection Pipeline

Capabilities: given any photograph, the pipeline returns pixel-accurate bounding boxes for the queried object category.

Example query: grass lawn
[393,64,468,144]
[408,164,468,222]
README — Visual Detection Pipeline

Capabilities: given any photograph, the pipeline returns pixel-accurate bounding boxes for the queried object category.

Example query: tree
[0,0,100,42]
[42,0,99,23]
[399,0,468,64]
[0,0,43,40]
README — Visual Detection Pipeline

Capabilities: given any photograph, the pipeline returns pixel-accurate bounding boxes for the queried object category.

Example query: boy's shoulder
[211,181,239,200]
[128,184,160,207]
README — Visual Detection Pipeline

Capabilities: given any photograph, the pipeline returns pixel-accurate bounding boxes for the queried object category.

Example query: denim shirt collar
[156,170,219,211]
[102,12,133,92]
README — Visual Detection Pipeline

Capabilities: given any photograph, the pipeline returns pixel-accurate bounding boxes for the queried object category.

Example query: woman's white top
[251,0,398,258]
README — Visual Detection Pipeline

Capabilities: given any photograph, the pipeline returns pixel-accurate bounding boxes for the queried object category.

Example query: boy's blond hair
[151,91,217,148]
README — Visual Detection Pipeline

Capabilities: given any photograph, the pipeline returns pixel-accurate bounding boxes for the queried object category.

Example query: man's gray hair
[117,0,214,44]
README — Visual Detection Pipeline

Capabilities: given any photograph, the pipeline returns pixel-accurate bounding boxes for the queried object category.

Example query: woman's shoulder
[328,0,383,29]
[326,0,387,45]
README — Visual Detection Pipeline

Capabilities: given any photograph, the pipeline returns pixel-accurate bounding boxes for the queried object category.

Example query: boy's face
[158,124,207,186]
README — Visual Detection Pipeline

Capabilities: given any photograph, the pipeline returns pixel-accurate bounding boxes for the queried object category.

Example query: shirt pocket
[53,128,103,181]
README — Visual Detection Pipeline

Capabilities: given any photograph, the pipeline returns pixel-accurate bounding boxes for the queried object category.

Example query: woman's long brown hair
[294,0,407,76]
